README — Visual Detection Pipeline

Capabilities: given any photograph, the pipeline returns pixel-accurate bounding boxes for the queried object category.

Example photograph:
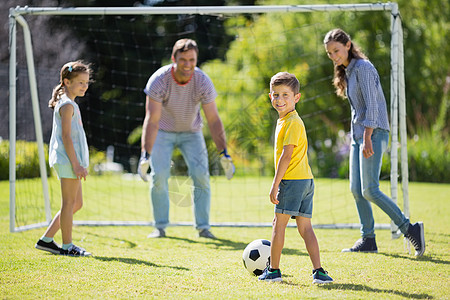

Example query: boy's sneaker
[404,222,425,257]
[198,229,216,239]
[60,244,91,257]
[258,267,282,282]
[312,268,333,284]
[35,239,61,254]
[342,237,378,253]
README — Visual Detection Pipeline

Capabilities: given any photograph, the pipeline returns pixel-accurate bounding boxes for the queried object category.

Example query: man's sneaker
[312,268,333,284]
[198,229,216,239]
[258,267,282,282]
[35,239,61,254]
[342,237,378,253]
[60,244,91,257]
[404,222,425,257]
[147,228,166,238]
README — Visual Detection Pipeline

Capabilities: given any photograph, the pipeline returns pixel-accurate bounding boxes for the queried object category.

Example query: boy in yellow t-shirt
[258,72,333,284]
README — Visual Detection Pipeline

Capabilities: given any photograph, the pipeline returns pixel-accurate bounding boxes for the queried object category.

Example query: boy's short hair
[270,72,300,94]
[172,38,199,59]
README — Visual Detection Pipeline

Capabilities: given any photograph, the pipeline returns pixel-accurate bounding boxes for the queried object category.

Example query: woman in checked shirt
[323,28,425,257]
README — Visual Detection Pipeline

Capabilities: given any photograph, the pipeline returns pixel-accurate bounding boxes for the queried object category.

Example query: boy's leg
[296,216,321,270]
[259,213,289,282]
[270,213,290,269]
[296,216,334,284]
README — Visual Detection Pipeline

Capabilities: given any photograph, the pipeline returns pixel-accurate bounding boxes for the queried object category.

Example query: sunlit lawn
[1,177,449,299]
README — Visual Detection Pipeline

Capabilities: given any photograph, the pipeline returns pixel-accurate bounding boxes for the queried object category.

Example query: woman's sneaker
[35,239,61,254]
[404,222,425,257]
[60,244,92,257]
[258,267,282,282]
[312,268,334,284]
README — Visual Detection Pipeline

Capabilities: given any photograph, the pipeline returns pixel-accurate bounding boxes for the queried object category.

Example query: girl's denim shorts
[53,163,77,179]
[275,179,314,218]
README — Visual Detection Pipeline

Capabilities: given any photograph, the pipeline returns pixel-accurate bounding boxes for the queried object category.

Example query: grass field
[1,177,449,299]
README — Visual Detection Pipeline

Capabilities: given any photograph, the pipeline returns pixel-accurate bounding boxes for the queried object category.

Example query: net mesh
[11,7,396,230]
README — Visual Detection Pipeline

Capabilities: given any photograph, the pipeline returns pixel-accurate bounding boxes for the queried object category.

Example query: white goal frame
[8,3,409,236]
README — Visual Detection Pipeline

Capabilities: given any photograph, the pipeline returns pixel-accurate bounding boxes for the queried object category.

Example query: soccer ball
[242,239,271,276]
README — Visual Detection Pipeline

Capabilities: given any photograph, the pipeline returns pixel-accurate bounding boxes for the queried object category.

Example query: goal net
[8,3,408,234]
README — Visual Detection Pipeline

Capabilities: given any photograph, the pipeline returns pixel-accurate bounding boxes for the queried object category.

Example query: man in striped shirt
[138,38,234,239]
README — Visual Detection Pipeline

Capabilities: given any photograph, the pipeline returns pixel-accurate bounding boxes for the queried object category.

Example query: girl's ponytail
[48,83,64,109]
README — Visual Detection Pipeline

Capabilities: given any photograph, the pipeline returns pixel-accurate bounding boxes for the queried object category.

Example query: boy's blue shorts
[275,179,314,218]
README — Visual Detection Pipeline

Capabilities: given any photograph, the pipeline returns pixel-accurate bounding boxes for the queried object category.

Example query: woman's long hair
[323,29,367,98]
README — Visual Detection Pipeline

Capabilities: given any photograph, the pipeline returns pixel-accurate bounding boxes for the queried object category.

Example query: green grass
[1,177,449,299]
[7,175,395,227]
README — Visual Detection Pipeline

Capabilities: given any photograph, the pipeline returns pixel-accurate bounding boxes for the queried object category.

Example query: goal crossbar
[11,3,396,16]
[8,3,408,236]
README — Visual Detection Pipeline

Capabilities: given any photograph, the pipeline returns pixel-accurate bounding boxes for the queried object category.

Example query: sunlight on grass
[8,175,397,229]
[1,179,449,299]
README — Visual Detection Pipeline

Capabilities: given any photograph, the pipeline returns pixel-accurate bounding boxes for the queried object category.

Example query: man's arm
[141,95,162,154]
[202,101,226,151]
[203,100,235,180]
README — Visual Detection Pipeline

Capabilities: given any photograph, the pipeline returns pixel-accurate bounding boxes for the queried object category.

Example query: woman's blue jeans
[349,128,409,238]
[149,130,211,230]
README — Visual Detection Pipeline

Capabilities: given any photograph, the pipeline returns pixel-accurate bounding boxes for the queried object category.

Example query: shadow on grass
[280,280,300,287]
[167,235,247,251]
[377,252,450,265]
[319,283,433,299]
[166,235,307,256]
[93,256,189,271]
[282,247,309,257]
[86,232,138,248]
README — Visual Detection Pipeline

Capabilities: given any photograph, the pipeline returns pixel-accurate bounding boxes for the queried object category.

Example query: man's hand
[138,151,150,182]
[220,149,235,180]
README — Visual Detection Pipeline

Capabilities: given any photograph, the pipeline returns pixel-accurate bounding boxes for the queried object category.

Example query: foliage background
[1,0,448,183]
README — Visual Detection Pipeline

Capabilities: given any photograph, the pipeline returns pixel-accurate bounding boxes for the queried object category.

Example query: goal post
[390,3,409,237]
[8,3,408,235]
[9,11,52,232]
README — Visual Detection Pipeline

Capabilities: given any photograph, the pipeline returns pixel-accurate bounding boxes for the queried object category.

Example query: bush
[407,131,450,183]
[309,130,350,179]
[310,130,450,183]
[0,140,108,180]
[0,139,51,180]
[0,140,8,180]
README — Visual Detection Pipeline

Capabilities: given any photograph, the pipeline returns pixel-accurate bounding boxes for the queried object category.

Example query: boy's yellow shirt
[274,110,313,180]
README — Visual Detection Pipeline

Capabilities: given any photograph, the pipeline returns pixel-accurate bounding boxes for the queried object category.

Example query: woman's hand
[363,128,374,158]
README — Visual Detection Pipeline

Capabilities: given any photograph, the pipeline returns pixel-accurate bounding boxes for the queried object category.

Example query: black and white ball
[242,239,271,276]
